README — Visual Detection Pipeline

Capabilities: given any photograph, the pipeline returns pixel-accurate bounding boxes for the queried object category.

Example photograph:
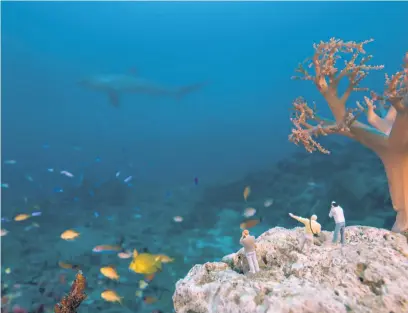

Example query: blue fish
[53,187,64,193]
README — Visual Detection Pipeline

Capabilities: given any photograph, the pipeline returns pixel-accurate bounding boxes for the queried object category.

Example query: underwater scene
[1,1,408,313]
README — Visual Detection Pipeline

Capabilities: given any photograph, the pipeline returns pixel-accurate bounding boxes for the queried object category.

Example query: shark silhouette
[78,73,207,107]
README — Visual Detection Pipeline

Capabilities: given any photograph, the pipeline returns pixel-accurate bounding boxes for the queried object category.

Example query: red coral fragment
[54,271,87,313]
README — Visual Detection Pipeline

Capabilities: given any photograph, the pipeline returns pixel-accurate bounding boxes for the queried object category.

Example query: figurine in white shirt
[329,201,346,245]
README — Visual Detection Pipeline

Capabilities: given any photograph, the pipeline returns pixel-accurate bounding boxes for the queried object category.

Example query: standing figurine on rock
[239,229,260,274]
[289,213,321,254]
[329,201,346,245]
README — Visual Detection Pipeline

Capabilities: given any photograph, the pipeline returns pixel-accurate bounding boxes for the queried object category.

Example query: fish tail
[175,81,208,100]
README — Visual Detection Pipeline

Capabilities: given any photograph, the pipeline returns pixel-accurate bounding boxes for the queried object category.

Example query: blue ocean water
[1,2,407,313]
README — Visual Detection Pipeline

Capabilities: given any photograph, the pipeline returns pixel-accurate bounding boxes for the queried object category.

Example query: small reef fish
[139,280,148,290]
[25,175,34,182]
[14,212,41,222]
[92,245,122,253]
[58,261,80,270]
[1,183,9,188]
[124,175,132,183]
[60,170,74,178]
[243,186,251,202]
[264,199,274,207]
[143,296,158,305]
[47,168,54,172]
[173,216,183,223]
[118,250,132,259]
[3,160,17,165]
[155,254,175,263]
[135,290,143,298]
[194,177,199,185]
[24,222,40,232]
[60,229,80,241]
[115,171,120,177]
[101,290,122,304]
[1,229,8,236]
[240,218,262,230]
[243,207,256,218]
[100,266,120,281]
[129,249,162,276]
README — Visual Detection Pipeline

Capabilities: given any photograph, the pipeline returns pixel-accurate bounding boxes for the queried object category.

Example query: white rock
[173,226,408,313]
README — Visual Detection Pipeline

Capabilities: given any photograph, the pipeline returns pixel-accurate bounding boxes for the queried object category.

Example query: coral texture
[54,271,87,313]
[173,226,408,313]
[289,38,408,233]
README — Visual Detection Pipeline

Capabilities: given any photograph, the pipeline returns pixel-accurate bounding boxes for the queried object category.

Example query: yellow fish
[60,229,80,241]
[101,290,122,304]
[129,249,162,276]
[155,254,174,263]
[243,186,251,202]
[100,266,120,281]
[14,214,31,222]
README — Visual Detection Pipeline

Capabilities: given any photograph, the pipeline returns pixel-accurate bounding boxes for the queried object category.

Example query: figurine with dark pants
[329,201,346,245]
[289,213,321,254]
[240,229,260,274]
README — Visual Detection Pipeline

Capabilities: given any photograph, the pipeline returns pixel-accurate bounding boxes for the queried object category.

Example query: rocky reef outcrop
[173,226,408,313]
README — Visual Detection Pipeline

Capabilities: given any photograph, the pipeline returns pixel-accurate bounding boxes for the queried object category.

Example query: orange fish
[60,229,80,240]
[145,273,155,282]
[240,218,262,230]
[58,261,80,270]
[243,186,251,202]
[101,290,122,304]
[14,214,31,222]
[143,296,158,304]
[100,266,120,281]
[92,245,122,253]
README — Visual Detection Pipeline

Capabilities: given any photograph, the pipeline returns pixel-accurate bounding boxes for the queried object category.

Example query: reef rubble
[173,226,408,313]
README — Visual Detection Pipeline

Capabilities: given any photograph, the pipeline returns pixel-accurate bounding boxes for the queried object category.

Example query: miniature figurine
[239,229,260,274]
[289,213,321,254]
[329,201,346,245]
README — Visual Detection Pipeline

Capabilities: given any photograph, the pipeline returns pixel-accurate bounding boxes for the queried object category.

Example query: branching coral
[289,38,408,233]
[54,271,87,313]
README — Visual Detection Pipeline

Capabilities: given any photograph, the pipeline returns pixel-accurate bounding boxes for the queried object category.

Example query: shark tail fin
[175,81,209,100]
[108,90,120,107]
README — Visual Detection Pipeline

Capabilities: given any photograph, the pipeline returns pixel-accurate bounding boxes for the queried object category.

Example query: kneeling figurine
[239,229,260,274]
